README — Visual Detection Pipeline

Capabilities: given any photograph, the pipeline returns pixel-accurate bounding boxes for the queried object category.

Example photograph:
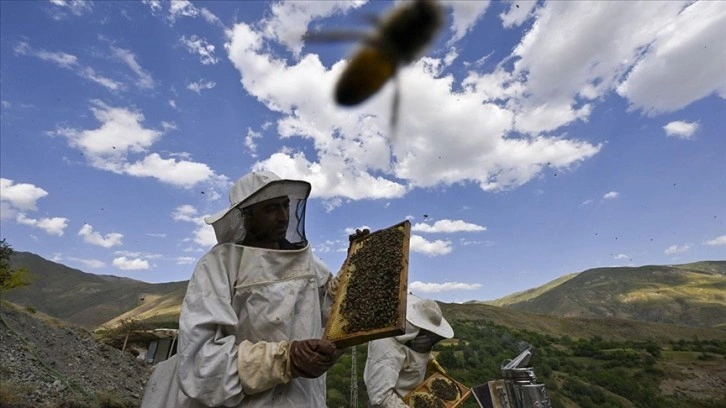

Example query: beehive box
[324,220,410,348]
[403,372,472,408]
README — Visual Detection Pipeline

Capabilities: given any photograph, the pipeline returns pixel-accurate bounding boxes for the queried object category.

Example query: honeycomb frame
[324,220,410,348]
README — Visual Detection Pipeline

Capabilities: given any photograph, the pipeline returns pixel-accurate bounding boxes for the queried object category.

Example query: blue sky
[1,0,724,303]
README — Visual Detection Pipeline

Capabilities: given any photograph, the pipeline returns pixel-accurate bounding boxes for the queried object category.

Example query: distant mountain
[484,261,726,329]
[6,251,187,329]
[7,251,726,339]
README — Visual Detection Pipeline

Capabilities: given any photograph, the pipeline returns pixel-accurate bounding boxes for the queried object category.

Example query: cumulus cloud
[225,17,600,204]
[172,205,217,247]
[112,256,150,270]
[603,191,619,200]
[1,178,68,235]
[409,235,452,256]
[499,0,537,28]
[78,224,123,248]
[665,243,691,255]
[442,0,490,43]
[617,1,726,114]
[16,214,69,236]
[410,281,482,293]
[412,219,486,233]
[51,100,216,188]
[704,235,726,246]
[0,178,48,213]
[663,120,699,139]
[262,1,364,56]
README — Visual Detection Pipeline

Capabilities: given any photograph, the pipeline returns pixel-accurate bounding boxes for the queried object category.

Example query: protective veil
[141,172,334,407]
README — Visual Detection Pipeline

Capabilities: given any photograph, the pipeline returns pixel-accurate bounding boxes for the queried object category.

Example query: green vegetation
[325,320,726,407]
[0,239,31,292]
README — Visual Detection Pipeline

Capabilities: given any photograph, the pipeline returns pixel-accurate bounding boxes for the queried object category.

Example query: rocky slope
[0,303,153,408]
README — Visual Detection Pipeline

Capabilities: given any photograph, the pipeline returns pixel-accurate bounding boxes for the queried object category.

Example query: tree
[0,239,31,292]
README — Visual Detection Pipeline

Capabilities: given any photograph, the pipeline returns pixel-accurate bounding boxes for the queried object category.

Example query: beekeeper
[141,171,349,407]
[364,294,454,407]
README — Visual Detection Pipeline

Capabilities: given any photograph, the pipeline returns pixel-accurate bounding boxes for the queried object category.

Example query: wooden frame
[324,220,411,348]
[403,371,472,408]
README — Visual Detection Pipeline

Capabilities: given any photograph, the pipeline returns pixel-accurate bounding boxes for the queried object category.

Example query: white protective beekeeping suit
[364,295,454,408]
[141,171,335,407]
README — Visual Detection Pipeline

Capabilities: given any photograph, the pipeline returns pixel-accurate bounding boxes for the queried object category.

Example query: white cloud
[245,128,262,157]
[15,214,69,236]
[176,256,197,265]
[172,205,217,247]
[603,191,619,200]
[142,0,162,14]
[187,80,216,93]
[172,205,200,222]
[48,0,93,19]
[168,0,198,22]
[410,281,482,293]
[112,256,149,270]
[499,0,537,28]
[263,0,364,56]
[442,0,490,43]
[704,235,726,246]
[412,219,486,233]
[78,224,123,248]
[617,1,726,114]
[409,235,452,256]
[613,254,629,260]
[665,243,691,255]
[52,101,216,188]
[14,42,122,91]
[225,21,600,203]
[110,46,155,89]
[180,35,219,65]
[68,257,106,269]
[0,178,48,212]
[663,120,699,139]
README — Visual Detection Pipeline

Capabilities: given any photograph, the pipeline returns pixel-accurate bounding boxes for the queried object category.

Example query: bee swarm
[429,377,459,401]
[410,392,445,408]
[340,227,404,334]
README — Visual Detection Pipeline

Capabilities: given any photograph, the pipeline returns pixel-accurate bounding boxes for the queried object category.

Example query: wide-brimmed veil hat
[204,171,311,244]
[406,294,454,339]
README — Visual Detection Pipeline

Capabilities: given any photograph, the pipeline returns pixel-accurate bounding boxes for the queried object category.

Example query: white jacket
[141,243,333,407]
[364,332,430,408]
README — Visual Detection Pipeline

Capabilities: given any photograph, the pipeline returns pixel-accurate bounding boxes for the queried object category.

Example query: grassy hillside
[490,261,726,328]
[6,251,187,329]
[479,272,579,307]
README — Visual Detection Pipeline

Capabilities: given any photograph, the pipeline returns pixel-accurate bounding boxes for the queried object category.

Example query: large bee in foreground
[306,0,444,128]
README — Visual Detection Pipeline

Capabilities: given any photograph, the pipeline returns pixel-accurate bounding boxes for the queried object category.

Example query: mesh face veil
[204,171,311,247]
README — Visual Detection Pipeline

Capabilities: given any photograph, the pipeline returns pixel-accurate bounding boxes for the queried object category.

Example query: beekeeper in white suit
[142,171,355,407]
[364,294,454,407]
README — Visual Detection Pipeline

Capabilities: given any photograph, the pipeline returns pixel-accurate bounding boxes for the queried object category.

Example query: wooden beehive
[324,220,410,348]
[403,372,472,408]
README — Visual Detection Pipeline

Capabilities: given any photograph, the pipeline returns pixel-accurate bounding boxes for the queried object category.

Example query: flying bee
[306,0,444,129]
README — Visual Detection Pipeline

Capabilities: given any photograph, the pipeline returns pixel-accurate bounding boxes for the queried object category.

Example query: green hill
[6,251,187,329]
[486,261,726,329]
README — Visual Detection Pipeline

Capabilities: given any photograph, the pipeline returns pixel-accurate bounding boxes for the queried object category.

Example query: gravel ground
[0,303,153,408]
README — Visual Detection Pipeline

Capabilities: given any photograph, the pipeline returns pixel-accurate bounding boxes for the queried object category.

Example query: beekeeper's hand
[289,339,342,378]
